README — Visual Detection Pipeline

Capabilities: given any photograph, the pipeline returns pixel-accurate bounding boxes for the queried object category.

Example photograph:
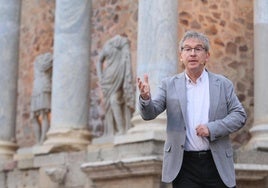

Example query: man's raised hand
[137,74,151,100]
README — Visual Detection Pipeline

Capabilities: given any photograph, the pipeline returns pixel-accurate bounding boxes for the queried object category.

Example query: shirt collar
[185,69,208,84]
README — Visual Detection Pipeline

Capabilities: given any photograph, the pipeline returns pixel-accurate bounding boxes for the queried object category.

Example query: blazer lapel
[208,72,221,121]
[173,73,188,126]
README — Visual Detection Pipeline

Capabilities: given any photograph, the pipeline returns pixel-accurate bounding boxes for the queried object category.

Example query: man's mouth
[188,60,198,63]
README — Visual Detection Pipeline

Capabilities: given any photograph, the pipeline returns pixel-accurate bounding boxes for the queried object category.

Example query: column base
[234,149,268,188]
[0,140,18,160]
[128,112,166,133]
[37,129,91,154]
[235,163,268,188]
[246,124,268,151]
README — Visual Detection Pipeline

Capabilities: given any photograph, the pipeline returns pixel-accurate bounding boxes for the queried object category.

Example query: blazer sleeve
[138,78,167,120]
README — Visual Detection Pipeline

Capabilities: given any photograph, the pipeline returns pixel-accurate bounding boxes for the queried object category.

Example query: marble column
[116,0,178,144]
[0,0,20,159]
[247,0,268,150]
[43,0,92,152]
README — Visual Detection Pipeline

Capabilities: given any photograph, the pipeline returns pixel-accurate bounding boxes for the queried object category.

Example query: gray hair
[179,31,210,52]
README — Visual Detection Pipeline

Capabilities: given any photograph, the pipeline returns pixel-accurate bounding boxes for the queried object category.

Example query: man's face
[180,38,210,73]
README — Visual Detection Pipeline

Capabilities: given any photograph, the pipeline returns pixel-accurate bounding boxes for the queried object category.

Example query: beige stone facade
[0,0,267,188]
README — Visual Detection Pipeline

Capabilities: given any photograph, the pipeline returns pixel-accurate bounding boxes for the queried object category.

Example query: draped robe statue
[97,35,135,136]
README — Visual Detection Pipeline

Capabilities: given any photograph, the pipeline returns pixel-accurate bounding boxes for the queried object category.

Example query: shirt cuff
[139,96,150,105]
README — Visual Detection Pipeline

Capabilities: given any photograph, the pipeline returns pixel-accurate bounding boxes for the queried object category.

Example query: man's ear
[205,52,210,62]
[179,52,183,62]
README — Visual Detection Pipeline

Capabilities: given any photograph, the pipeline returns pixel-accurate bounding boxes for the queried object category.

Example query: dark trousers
[172,150,232,188]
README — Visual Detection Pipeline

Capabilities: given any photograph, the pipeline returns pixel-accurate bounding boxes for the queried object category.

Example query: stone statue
[30,52,53,144]
[97,35,135,136]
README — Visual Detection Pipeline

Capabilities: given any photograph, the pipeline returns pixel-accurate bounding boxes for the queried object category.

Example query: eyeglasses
[181,46,206,54]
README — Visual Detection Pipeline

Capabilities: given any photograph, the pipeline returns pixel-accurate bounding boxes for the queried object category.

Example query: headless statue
[97,35,135,136]
[31,52,53,144]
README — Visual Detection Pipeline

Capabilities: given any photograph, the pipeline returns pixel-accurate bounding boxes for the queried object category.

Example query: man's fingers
[196,125,209,137]
[137,74,150,93]
[144,74,149,84]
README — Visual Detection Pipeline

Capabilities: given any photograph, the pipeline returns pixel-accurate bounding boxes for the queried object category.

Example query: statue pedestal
[81,156,165,188]
[81,129,170,188]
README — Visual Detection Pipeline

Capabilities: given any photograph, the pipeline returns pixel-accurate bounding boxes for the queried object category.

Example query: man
[137,31,247,188]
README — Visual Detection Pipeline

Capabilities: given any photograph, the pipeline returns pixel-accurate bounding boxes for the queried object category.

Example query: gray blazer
[138,70,247,187]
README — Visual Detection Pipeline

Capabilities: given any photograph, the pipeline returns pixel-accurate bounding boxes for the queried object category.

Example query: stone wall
[16,0,253,148]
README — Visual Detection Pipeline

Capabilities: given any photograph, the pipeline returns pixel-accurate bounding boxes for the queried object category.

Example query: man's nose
[190,49,197,55]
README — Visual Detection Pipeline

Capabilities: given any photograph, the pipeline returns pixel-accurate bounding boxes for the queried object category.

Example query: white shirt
[184,70,210,151]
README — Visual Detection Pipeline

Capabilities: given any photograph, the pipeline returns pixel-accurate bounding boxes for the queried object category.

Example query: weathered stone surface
[234,150,268,188]
[81,156,164,188]
[17,158,34,170]
[6,169,39,188]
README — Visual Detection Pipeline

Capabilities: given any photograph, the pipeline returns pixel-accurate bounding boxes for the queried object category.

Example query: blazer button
[181,145,184,149]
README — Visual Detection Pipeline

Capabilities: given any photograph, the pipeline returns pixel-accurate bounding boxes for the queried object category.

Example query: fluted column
[0,0,20,159]
[131,0,178,131]
[116,0,178,144]
[43,0,92,151]
[247,0,268,150]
